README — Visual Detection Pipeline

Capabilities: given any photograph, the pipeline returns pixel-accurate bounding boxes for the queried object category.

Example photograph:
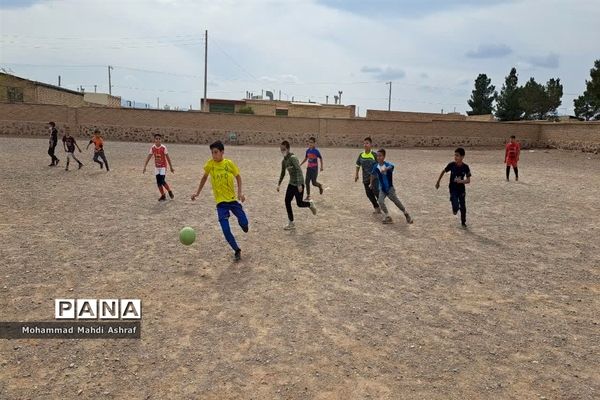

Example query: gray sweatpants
[378,187,407,215]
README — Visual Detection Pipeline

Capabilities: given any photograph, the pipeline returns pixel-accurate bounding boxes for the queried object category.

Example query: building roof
[1,72,83,96]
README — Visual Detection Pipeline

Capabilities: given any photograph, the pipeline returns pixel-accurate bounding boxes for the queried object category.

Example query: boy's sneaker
[78,163,83,169]
[234,249,242,261]
[309,201,317,215]
[168,190,174,199]
[283,221,295,230]
[241,225,249,233]
[55,159,60,166]
[405,213,414,224]
[158,194,167,201]
[461,222,467,227]
[48,162,55,167]
[382,216,393,224]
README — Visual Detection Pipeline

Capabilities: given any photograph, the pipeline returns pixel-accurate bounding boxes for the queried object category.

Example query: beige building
[203,97,356,118]
[84,92,121,108]
[0,72,120,108]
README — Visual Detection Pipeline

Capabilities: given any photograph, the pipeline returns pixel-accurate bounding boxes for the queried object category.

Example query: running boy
[435,147,471,227]
[143,134,174,201]
[62,127,83,171]
[191,140,248,261]
[86,129,110,171]
[299,136,324,200]
[369,149,413,224]
[505,135,520,181]
[277,140,317,230]
[355,137,380,214]
[47,121,59,166]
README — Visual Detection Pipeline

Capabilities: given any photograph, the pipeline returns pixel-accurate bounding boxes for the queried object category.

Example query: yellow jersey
[203,158,240,204]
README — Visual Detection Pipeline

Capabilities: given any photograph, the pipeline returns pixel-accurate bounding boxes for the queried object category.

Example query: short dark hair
[510,135,516,139]
[49,122,55,127]
[281,140,290,150]
[154,133,162,139]
[209,140,224,151]
[93,128,100,134]
[364,137,372,143]
[377,148,386,157]
[455,147,465,157]
[309,136,316,142]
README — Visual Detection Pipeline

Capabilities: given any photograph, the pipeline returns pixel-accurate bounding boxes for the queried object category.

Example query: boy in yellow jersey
[191,140,248,261]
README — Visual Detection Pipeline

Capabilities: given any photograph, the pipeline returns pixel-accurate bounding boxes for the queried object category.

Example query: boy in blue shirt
[435,147,471,227]
[300,136,324,200]
[370,149,413,224]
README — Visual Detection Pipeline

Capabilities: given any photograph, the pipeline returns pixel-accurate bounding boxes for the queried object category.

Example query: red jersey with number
[505,142,520,165]
[150,144,168,168]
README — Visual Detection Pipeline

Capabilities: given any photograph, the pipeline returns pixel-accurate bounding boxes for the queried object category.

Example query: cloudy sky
[1,0,598,115]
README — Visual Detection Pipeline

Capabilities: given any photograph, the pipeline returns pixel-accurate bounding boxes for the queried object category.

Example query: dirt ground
[0,136,599,400]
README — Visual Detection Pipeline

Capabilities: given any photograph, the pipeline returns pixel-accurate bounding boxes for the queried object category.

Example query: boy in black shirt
[62,128,83,171]
[47,121,60,166]
[435,147,471,227]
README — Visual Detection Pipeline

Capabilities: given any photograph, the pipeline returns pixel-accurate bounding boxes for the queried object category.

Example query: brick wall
[1,102,599,151]
[366,110,467,122]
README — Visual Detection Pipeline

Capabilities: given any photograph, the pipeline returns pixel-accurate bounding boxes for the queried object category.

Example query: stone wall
[1,102,599,151]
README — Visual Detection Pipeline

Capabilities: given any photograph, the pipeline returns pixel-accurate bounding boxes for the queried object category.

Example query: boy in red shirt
[505,135,520,181]
[143,134,175,201]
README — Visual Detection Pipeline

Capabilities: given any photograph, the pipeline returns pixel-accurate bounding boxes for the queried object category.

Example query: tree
[545,78,563,117]
[237,106,254,114]
[495,67,523,121]
[574,59,600,120]
[519,78,546,120]
[467,74,496,115]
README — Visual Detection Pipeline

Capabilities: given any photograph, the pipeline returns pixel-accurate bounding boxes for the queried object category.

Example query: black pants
[305,167,322,196]
[285,184,310,221]
[363,182,380,209]
[506,165,518,180]
[48,144,58,163]
[93,150,109,170]
[450,190,466,224]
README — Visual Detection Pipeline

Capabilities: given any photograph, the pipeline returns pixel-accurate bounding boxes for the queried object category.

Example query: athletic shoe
[78,163,83,169]
[405,214,414,224]
[382,216,393,224]
[319,185,324,195]
[461,222,467,228]
[309,201,317,215]
[55,159,60,166]
[241,225,249,233]
[234,249,242,261]
[158,194,167,201]
[168,190,174,199]
[306,195,312,201]
[48,162,55,167]
[373,208,382,214]
[283,221,295,230]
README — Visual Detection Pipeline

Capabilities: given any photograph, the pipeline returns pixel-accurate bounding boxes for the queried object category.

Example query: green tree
[467,73,497,115]
[544,78,563,118]
[574,59,600,120]
[495,67,523,121]
[519,78,546,120]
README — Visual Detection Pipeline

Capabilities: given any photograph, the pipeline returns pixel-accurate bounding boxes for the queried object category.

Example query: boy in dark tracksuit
[435,147,471,227]
[354,136,380,214]
[47,122,59,166]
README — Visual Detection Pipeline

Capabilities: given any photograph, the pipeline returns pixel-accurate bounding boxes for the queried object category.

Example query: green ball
[179,227,196,246]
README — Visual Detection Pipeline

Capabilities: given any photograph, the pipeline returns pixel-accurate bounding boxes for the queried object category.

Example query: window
[7,87,24,103]
[276,108,288,116]
[209,103,235,113]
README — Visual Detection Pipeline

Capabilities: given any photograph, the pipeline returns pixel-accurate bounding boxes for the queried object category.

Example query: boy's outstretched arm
[165,154,175,173]
[191,173,209,200]
[277,160,285,192]
[86,140,92,150]
[319,154,324,171]
[299,157,307,166]
[435,169,446,189]
[142,154,152,173]
[235,174,246,202]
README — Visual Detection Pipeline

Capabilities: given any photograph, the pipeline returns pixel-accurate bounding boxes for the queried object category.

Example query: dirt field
[1,136,599,399]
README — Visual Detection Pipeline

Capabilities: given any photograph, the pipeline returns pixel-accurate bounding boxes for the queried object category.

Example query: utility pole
[58,75,61,87]
[203,30,208,112]
[157,97,160,109]
[94,85,97,93]
[386,81,392,111]
[108,65,113,95]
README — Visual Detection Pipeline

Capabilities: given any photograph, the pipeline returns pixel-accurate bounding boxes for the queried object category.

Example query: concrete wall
[1,102,599,151]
